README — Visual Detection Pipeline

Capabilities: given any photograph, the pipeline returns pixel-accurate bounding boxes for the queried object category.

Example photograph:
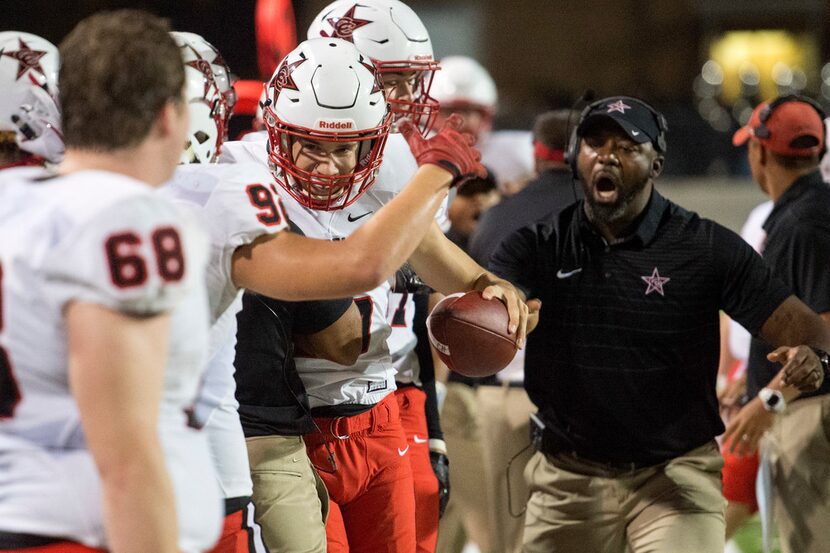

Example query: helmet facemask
[264,104,391,211]
[376,59,440,136]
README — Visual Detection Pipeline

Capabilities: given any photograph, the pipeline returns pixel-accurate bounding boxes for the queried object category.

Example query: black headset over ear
[755,94,828,158]
[565,96,669,181]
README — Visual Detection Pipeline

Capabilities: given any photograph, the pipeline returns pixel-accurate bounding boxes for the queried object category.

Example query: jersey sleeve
[201,167,290,295]
[713,223,791,335]
[40,193,207,315]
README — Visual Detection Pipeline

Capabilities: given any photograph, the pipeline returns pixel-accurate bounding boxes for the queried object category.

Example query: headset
[754,94,827,158]
[565,96,668,180]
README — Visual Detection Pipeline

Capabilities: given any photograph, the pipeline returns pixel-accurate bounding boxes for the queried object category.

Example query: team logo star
[641,267,670,296]
[184,46,216,100]
[606,100,631,114]
[324,4,373,42]
[1,38,47,80]
[272,56,306,93]
[359,57,383,94]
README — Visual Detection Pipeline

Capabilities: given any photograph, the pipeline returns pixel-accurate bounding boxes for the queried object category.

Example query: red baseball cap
[732,99,825,157]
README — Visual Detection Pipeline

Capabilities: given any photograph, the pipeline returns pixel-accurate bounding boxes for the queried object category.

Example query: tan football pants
[522,441,726,553]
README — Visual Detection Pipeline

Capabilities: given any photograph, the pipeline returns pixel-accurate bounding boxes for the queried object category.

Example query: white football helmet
[431,55,497,114]
[0,31,62,164]
[263,38,391,211]
[171,32,227,164]
[307,0,439,135]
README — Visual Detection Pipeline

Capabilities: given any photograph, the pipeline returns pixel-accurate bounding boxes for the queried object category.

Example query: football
[427,291,518,377]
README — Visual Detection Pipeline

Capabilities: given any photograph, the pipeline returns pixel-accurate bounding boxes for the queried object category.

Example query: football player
[0,31,62,170]
[223,37,530,553]
[307,2,450,550]
[0,12,221,553]
[164,34,485,552]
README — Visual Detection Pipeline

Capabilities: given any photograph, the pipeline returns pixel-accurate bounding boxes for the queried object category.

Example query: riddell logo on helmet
[318,120,354,129]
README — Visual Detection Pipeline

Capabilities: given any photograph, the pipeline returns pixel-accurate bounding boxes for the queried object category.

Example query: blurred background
[6,0,827,228]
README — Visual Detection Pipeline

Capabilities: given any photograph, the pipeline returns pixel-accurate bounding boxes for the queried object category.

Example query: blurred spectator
[445,171,500,252]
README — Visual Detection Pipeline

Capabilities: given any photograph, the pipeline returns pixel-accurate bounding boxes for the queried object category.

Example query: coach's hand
[430,448,450,518]
[399,114,487,188]
[772,345,824,392]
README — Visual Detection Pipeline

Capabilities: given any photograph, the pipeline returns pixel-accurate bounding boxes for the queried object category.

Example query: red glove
[398,114,487,188]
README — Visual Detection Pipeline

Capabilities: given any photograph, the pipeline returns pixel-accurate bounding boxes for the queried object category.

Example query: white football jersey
[221,133,444,404]
[0,170,221,552]
[162,161,289,498]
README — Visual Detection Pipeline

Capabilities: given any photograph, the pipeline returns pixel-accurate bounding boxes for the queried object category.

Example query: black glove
[430,450,450,518]
[391,262,433,294]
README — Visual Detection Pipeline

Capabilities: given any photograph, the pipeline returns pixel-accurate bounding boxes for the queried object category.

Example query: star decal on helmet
[359,57,383,94]
[272,57,306,93]
[184,46,217,100]
[1,38,47,81]
[606,100,632,114]
[323,4,373,42]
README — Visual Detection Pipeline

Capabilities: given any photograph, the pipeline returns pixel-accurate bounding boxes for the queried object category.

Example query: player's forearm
[101,446,179,553]
[347,164,451,282]
[408,223,489,294]
[234,165,450,300]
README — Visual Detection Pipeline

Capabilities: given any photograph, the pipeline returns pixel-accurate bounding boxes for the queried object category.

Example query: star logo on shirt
[606,100,631,114]
[1,38,47,81]
[324,4,373,42]
[641,267,670,296]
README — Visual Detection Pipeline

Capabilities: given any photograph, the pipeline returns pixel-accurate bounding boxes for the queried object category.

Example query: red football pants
[306,393,417,553]
[395,386,439,553]
[206,502,265,553]
[721,437,760,513]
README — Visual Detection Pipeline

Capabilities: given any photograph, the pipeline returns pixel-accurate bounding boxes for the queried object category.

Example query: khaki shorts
[523,441,726,553]
[763,394,830,553]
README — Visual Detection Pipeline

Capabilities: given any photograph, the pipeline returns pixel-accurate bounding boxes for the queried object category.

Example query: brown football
[427,291,518,377]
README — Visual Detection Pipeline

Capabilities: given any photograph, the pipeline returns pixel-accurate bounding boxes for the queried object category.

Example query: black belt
[225,495,251,516]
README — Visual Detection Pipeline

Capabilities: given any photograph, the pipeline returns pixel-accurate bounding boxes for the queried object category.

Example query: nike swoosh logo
[631,130,640,136]
[398,445,410,456]
[347,211,373,222]
[413,435,428,444]
[556,268,583,279]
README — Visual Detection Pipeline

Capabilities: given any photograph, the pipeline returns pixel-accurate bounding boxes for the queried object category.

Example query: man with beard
[489,96,830,553]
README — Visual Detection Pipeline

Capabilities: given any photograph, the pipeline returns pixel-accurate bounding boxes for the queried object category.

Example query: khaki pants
[436,382,491,553]
[523,442,726,553]
[476,384,536,553]
[764,394,830,553]
[246,435,329,553]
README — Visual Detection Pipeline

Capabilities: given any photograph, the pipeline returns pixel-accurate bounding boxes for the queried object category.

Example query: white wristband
[759,387,786,413]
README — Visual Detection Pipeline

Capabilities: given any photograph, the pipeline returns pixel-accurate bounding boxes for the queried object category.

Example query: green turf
[730,515,780,553]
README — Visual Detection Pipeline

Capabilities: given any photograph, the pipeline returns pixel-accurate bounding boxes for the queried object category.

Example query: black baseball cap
[577,96,667,152]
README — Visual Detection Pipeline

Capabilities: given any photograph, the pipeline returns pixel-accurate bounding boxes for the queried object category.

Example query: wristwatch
[758,387,786,413]
[812,347,830,377]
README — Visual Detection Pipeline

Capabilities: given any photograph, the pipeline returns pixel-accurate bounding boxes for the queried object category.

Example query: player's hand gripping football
[398,113,487,188]
[473,273,540,349]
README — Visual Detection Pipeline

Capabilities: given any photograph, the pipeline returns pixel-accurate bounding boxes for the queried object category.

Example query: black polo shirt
[468,168,581,268]
[490,188,791,465]
[234,291,353,437]
[747,170,830,400]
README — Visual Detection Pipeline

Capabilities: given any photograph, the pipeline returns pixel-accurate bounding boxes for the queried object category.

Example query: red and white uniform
[0,170,221,553]
[162,161,289,501]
